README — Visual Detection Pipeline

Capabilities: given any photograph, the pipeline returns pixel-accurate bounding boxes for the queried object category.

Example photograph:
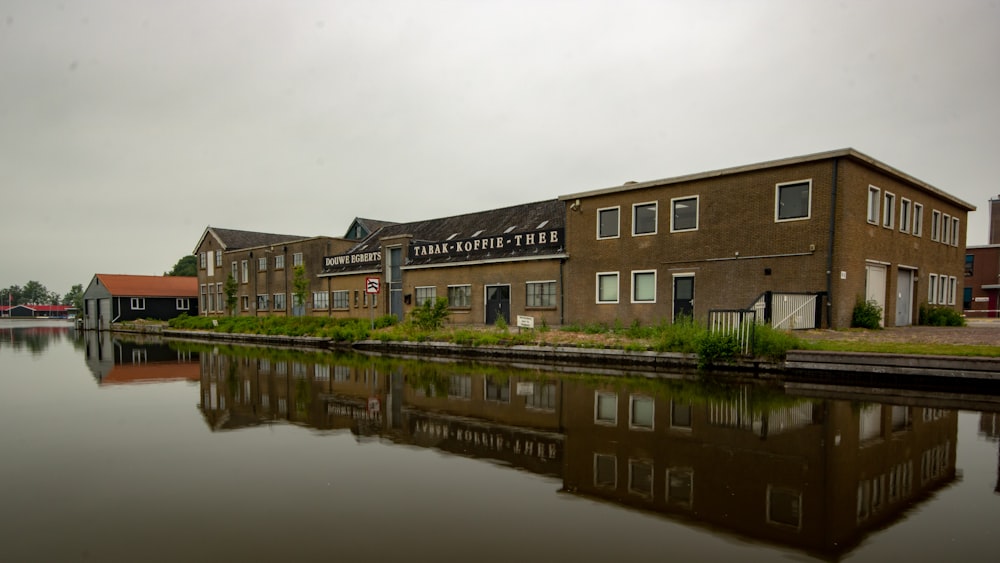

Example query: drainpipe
[825,158,839,328]
[559,258,566,326]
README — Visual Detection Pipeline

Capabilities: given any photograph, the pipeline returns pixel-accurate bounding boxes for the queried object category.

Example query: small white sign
[516,382,534,396]
[974,297,989,303]
[516,315,534,329]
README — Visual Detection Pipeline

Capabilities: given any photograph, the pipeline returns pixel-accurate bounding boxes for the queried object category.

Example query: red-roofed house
[82,274,199,330]
[1,304,75,318]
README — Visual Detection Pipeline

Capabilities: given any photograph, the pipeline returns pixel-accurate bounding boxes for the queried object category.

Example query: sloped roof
[95,274,198,297]
[193,226,310,253]
[324,199,566,274]
[346,218,398,240]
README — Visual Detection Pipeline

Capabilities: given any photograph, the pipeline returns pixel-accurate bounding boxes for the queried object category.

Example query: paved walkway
[795,319,1000,347]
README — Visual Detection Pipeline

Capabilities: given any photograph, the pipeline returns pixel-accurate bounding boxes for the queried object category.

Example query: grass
[800,339,1000,357]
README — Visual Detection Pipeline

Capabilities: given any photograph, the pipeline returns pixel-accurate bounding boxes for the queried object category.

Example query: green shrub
[653,317,706,354]
[752,324,805,361]
[851,299,883,329]
[408,297,450,330]
[919,304,966,326]
[695,331,741,369]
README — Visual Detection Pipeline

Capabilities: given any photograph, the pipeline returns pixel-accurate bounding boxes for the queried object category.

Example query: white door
[895,269,913,326]
[865,264,887,327]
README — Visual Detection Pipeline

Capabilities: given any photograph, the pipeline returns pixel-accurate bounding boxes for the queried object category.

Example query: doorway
[485,285,510,326]
[865,263,887,327]
[672,275,694,322]
[895,268,914,326]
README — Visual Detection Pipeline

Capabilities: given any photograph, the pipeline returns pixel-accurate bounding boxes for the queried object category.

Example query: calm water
[1,320,999,562]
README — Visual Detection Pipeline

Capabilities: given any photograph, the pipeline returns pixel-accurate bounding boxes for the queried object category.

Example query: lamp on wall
[569,199,581,212]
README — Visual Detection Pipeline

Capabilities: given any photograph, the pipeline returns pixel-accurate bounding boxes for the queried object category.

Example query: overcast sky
[2,0,998,294]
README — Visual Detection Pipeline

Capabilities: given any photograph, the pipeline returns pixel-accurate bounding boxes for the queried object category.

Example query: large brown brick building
[964,196,1000,318]
[558,149,974,329]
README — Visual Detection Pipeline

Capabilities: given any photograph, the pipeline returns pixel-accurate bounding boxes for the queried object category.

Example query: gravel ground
[794,319,1000,347]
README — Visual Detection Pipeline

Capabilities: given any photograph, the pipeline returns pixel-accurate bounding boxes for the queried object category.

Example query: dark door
[485,285,510,325]
[673,275,694,321]
[388,247,403,322]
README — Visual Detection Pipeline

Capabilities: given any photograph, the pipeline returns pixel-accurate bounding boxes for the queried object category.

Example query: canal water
[1,320,999,562]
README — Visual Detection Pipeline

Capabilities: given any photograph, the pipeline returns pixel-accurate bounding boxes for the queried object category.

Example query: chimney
[991,195,1000,245]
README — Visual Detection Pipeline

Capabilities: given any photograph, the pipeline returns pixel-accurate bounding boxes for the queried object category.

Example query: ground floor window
[332,290,350,309]
[632,270,656,303]
[526,281,556,307]
[176,298,190,310]
[273,293,286,311]
[597,272,619,303]
[448,285,471,308]
[130,298,145,310]
[313,291,329,309]
[257,294,268,311]
[241,295,249,311]
[415,286,436,306]
[594,454,616,488]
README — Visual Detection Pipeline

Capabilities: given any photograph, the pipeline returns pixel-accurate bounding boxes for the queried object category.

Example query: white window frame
[594,392,618,425]
[942,213,951,245]
[670,195,699,232]
[414,286,437,306]
[912,202,924,237]
[596,272,620,304]
[176,298,190,310]
[313,291,329,310]
[216,251,222,267]
[293,252,303,267]
[629,394,655,430]
[882,191,895,229]
[775,179,812,222]
[597,206,621,240]
[951,217,960,247]
[631,270,657,303]
[928,274,938,304]
[258,257,267,272]
[274,254,285,269]
[867,186,881,224]
[241,260,249,283]
[948,276,957,305]
[899,198,911,233]
[447,284,471,308]
[938,272,948,305]
[931,210,941,241]
[632,201,658,236]
[273,292,286,311]
[332,290,350,310]
[130,297,145,310]
[200,252,207,269]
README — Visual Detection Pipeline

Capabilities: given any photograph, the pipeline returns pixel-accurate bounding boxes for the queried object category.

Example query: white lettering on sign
[324,251,382,268]
[410,229,562,259]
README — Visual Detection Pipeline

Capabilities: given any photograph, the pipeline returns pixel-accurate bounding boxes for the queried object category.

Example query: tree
[1,285,22,306]
[63,284,84,311]
[21,280,50,304]
[292,265,309,317]
[224,274,238,315]
[166,255,198,277]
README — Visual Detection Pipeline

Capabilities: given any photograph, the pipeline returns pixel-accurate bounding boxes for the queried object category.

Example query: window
[964,287,973,310]
[274,255,284,269]
[130,298,145,310]
[525,381,557,410]
[942,214,951,245]
[931,210,941,241]
[629,460,654,498]
[256,294,268,310]
[912,203,924,236]
[448,375,472,399]
[241,295,249,311]
[667,469,693,507]
[526,281,556,307]
[948,276,957,305]
[257,257,266,271]
[632,270,656,303]
[951,217,960,247]
[313,291,329,309]
[597,207,620,239]
[231,261,238,278]
[594,454,617,488]
[891,406,912,433]
[200,252,207,269]
[671,400,692,429]
[776,180,811,221]
[928,274,938,304]
[595,392,617,425]
[216,252,223,267]
[241,260,249,283]
[882,192,895,228]
[900,198,911,233]
[216,283,223,312]
[767,486,802,529]
[414,286,436,306]
[965,254,974,276]
[200,284,207,312]
[332,290,350,309]
[632,202,657,235]
[630,395,654,429]
[484,377,510,403]
[939,273,948,305]
[671,196,698,232]
[273,293,286,310]
[293,252,303,267]
[859,405,882,443]
[176,298,190,310]
[867,186,881,224]
[597,272,619,303]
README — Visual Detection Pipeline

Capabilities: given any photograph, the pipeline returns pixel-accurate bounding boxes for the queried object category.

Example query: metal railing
[707,308,756,355]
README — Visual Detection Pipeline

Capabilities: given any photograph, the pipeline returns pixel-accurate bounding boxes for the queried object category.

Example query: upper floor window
[671,196,699,232]
[882,192,895,228]
[241,260,249,283]
[912,203,924,236]
[867,186,880,224]
[899,198,911,233]
[951,217,960,247]
[200,252,207,269]
[258,257,267,271]
[931,210,941,241]
[216,252,223,267]
[775,180,811,222]
[965,254,974,276]
[942,214,951,245]
[632,202,657,236]
[293,253,303,267]
[597,207,620,239]
[274,255,285,269]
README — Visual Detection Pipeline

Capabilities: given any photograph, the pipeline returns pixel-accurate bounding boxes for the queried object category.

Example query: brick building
[964,196,1000,318]
[319,200,567,326]
[558,149,974,329]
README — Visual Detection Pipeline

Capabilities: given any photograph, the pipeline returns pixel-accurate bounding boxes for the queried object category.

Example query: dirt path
[794,320,1000,347]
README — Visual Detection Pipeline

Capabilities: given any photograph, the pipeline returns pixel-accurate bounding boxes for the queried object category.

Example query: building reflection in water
[195,343,959,560]
[83,331,199,385]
